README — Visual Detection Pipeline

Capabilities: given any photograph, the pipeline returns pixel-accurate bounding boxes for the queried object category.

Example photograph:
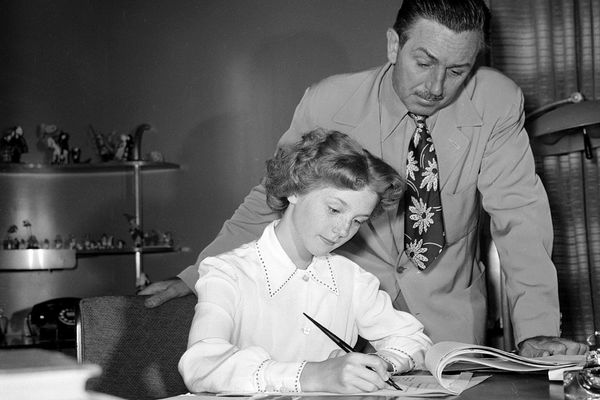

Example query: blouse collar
[256,221,339,298]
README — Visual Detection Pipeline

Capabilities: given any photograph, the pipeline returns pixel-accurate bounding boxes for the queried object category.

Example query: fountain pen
[303,312,403,391]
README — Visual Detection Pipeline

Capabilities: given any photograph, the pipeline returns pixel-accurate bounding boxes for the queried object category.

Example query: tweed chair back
[77,294,196,400]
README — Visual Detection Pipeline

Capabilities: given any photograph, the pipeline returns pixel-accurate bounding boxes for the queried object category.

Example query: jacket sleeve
[178,87,319,291]
[477,84,561,345]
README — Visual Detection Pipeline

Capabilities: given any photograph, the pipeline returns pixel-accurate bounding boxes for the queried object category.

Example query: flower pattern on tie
[404,113,445,270]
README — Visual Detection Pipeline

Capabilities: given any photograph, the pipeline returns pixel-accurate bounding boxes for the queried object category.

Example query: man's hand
[518,336,588,357]
[138,277,193,308]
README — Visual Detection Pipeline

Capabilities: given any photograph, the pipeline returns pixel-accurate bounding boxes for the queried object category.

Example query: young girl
[178,130,432,394]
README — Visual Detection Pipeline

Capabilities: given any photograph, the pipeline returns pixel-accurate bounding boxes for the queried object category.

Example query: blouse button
[302,274,309,282]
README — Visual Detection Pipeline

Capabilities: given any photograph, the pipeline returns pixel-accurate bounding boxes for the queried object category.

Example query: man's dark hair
[393,0,490,50]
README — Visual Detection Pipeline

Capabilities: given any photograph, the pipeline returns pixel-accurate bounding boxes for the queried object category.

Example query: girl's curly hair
[265,129,404,217]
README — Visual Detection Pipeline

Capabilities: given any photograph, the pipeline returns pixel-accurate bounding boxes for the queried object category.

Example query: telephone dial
[28,297,80,344]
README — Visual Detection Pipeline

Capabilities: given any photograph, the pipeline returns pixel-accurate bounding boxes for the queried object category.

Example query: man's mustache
[416,91,444,102]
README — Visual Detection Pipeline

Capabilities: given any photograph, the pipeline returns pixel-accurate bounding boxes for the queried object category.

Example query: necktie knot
[408,113,427,133]
[408,112,426,122]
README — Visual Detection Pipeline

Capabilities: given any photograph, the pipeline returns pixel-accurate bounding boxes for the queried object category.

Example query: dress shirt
[178,221,432,394]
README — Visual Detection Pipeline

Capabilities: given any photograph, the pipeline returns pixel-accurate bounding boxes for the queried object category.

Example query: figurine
[23,220,39,249]
[71,147,81,163]
[113,134,132,161]
[99,234,114,249]
[27,235,39,249]
[56,131,70,164]
[148,151,164,162]
[39,124,62,164]
[162,231,174,247]
[88,125,114,162]
[11,126,28,162]
[54,235,63,249]
[4,224,18,249]
[46,135,62,164]
[0,126,28,163]
[143,229,161,246]
[68,235,77,249]
[124,213,143,247]
[0,134,12,163]
[83,235,93,250]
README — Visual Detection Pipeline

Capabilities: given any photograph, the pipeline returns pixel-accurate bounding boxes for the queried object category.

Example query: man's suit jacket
[180,63,561,345]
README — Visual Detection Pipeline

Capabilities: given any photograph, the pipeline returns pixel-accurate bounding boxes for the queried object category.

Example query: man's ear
[287,194,298,205]
[386,28,399,64]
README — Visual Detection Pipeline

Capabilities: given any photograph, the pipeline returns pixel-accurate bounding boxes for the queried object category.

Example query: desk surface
[163,372,564,399]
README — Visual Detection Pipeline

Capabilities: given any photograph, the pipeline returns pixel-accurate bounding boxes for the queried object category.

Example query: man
[141,0,587,357]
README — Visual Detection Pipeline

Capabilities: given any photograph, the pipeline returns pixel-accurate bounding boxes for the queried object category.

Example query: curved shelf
[76,246,179,257]
[0,161,180,174]
[0,160,181,281]
[0,247,179,270]
[0,249,76,271]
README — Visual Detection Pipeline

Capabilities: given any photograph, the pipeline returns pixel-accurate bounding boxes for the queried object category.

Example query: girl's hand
[300,352,391,393]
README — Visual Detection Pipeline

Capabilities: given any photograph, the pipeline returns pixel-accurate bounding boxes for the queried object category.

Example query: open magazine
[423,341,586,395]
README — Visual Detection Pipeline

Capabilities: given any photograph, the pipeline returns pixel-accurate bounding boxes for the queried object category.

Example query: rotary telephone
[28,297,80,343]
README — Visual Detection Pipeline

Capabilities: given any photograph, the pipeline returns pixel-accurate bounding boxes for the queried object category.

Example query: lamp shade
[526,100,600,157]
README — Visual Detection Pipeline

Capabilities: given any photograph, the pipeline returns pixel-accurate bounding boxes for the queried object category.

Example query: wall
[0,0,399,332]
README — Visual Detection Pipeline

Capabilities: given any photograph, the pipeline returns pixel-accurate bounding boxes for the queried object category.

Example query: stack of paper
[0,348,112,400]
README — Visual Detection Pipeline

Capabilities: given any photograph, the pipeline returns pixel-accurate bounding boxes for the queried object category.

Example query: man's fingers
[144,292,169,308]
[520,336,589,357]
[138,282,167,296]
[563,340,589,355]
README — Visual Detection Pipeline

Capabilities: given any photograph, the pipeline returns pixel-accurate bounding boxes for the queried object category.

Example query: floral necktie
[404,113,445,270]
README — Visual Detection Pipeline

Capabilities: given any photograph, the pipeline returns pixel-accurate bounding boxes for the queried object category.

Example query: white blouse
[178,221,432,394]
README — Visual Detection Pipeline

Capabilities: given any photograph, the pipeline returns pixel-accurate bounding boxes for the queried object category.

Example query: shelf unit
[0,161,180,287]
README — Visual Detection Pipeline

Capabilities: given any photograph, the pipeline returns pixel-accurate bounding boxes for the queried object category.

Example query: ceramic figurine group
[1,126,28,163]
[1,122,155,165]
[3,221,39,249]
[39,124,85,165]
[88,123,151,162]
[3,219,175,251]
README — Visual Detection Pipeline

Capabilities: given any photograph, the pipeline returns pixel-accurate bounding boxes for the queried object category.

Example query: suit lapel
[332,64,392,158]
[433,82,483,191]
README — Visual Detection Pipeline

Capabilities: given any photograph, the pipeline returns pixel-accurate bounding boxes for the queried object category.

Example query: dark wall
[0,0,399,328]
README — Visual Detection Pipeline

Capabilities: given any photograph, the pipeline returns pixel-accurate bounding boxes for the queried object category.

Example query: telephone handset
[28,297,80,343]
